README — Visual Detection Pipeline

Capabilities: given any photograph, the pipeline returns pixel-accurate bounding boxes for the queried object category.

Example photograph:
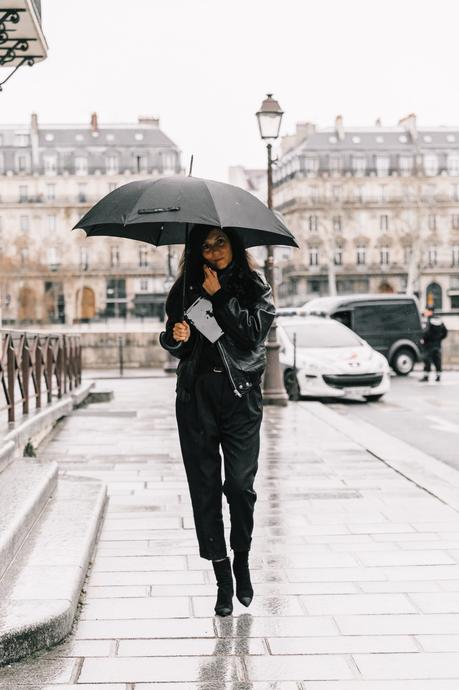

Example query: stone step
[0,473,106,666]
[0,460,58,580]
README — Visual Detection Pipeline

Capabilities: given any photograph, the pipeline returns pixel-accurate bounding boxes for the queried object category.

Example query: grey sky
[1,0,459,182]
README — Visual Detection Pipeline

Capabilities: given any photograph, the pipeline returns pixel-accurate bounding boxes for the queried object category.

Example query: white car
[277,316,391,401]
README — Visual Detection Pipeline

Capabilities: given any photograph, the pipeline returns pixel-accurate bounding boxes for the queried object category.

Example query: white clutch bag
[185,296,224,343]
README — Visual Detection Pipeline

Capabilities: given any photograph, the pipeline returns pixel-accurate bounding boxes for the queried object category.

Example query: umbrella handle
[182,223,190,320]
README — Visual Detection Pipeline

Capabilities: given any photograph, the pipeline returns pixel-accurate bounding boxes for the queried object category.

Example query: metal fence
[0,331,81,424]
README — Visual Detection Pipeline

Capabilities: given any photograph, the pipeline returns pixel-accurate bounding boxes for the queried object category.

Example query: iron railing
[0,330,81,424]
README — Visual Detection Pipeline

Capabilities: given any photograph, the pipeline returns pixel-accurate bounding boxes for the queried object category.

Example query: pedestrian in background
[420,307,448,382]
[160,225,275,617]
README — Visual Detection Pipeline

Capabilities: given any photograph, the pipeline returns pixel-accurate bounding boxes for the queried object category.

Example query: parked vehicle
[302,294,423,375]
[277,316,391,401]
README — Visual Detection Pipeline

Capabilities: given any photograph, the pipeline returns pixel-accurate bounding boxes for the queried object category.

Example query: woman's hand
[172,321,191,343]
[202,265,221,296]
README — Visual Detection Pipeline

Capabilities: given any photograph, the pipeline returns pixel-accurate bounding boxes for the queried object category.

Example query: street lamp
[256,94,288,406]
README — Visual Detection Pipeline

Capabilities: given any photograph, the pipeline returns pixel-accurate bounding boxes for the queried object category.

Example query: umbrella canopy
[73,175,298,248]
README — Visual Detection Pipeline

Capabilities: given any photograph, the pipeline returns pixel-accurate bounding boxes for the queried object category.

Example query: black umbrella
[74,175,297,248]
[73,175,298,313]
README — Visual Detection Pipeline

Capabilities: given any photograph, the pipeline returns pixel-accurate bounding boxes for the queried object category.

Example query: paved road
[4,374,459,686]
[327,369,459,471]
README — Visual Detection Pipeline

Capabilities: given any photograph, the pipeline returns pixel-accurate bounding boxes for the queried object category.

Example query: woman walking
[160,225,275,616]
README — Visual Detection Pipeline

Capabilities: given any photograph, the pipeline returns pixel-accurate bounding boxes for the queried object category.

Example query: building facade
[0,113,182,325]
[274,115,459,311]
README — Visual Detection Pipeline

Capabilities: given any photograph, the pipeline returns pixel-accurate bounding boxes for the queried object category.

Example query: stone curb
[0,476,107,666]
[0,381,95,473]
[0,462,58,580]
[303,401,459,513]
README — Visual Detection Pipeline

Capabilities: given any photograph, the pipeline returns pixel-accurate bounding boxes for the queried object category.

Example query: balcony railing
[0,330,81,425]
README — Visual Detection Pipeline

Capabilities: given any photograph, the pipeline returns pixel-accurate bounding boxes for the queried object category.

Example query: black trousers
[423,347,442,373]
[176,370,263,560]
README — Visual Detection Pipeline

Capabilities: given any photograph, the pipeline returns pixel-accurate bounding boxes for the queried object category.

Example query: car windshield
[283,321,362,348]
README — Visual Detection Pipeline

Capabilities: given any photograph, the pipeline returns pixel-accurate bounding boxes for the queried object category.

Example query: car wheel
[284,369,300,401]
[391,347,415,375]
[364,394,384,402]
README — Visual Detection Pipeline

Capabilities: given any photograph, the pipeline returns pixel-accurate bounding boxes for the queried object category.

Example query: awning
[0,0,48,72]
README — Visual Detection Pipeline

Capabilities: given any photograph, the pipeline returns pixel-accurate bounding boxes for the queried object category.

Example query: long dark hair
[173,225,256,297]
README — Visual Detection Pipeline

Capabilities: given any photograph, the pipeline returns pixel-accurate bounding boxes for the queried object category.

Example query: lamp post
[256,94,288,406]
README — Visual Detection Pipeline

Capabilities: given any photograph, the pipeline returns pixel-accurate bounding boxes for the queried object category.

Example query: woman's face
[201,228,233,270]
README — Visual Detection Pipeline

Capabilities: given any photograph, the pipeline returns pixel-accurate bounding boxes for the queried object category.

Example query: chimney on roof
[90,112,98,131]
[335,115,344,141]
[31,112,38,133]
[399,113,417,141]
[295,122,316,142]
[138,115,160,127]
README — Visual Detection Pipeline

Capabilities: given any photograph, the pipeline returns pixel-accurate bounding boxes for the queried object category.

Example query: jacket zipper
[217,341,242,398]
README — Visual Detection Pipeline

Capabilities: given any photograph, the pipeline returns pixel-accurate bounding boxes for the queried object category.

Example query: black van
[304,294,423,375]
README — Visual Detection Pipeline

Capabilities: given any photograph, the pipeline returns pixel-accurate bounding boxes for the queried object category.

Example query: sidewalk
[2,372,459,688]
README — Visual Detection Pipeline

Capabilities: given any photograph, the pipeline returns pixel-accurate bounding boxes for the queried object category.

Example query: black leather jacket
[159,267,275,401]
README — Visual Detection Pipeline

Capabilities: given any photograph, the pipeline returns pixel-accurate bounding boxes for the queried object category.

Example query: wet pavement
[2,372,459,688]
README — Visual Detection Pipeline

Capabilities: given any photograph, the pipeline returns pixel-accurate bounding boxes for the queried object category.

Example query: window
[80,247,89,270]
[20,215,29,232]
[452,246,459,266]
[354,303,420,334]
[43,155,57,175]
[14,134,29,147]
[135,154,148,173]
[452,215,459,230]
[332,215,342,232]
[75,156,88,175]
[329,136,338,144]
[283,321,361,348]
[20,247,28,266]
[380,246,390,265]
[356,246,366,265]
[45,133,54,142]
[452,184,459,201]
[428,214,437,231]
[447,154,459,175]
[376,135,384,144]
[135,133,144,141]
[16,154,30,173]
[447,135,456,143]
[106,155,119,175]
[425,184,436,201]
[331,185,341,201]
[0,152,4,174]
[380,215,389,231]
[308,215,318,232]
[304,157,319,175]
[424,135,433,143]
[105,278,127,318]
[140,278,149,291]
[334,248,342,265]
[78,183,87,202]
[376,156,390,176]
[48,215,56,232]
[352,156,366,176]
[451,295,459,309]
[352,135,361,144]
[47,247,59,268]
[138,246,148,267]
[424,154,438,176]
[399,135,408,143]
[309,248,319,266]
[19,185,28,202]
[329,156,342,175]
[399,156,413,174]
[46,183,55,201]
[428,246,437,266]
[110,246,120,267]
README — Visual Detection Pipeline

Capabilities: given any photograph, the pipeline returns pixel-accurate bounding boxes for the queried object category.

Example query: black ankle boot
[212,557,233,617]
[232,550,254,607]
